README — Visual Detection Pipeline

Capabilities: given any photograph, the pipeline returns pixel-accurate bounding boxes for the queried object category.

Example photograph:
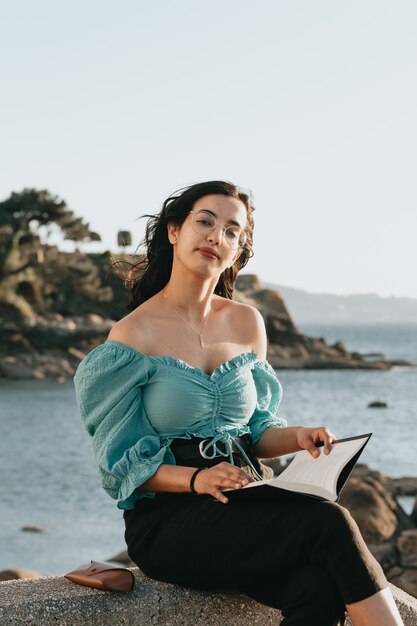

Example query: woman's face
[168,194,248,277]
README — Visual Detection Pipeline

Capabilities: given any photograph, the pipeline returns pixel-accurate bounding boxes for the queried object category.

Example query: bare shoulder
[226,299,264,325]
[219,298,267,359]
[107,300,156,351]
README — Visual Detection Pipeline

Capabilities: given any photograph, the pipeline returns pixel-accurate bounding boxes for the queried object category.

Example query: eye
[194,212,215,228]
[225,227,240,240]
[196,218,214,227]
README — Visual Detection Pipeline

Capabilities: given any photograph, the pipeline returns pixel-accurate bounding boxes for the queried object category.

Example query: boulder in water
[397,530,417,568]
[0,568,42,581]
[339,475,404,543]
[389,568,417,599]
[20,524,47,533]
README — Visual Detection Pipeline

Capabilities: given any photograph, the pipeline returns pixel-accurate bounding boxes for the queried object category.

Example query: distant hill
[262,283,417,325]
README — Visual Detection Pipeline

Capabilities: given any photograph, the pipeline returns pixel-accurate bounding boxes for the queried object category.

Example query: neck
[163,270,217,319]
[163,277,215,350]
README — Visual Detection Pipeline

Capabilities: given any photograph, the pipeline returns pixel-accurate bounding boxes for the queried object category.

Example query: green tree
[0,188,101,319]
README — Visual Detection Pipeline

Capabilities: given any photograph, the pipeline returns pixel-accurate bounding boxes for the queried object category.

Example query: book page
[271,437,367,495]
[232,434,371,501]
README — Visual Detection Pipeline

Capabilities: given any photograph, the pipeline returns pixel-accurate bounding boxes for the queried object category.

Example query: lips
[198,247,220,259]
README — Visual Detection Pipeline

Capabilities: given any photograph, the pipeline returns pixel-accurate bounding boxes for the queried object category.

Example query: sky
[1,0,416,298]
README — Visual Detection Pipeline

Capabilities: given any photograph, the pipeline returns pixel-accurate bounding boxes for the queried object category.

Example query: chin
[192,263,222,280]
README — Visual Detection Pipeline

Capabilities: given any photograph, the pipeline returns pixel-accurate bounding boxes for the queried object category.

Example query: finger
[214,470,250,486]
[305,442,320,458]
[219,478,246,490]
[311,428,333,455]
[226,474,249,486]
[212,489,229,504]
[320,429,334,455]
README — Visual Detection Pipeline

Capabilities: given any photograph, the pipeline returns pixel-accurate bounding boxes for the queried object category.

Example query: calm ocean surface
[1,323,416,575]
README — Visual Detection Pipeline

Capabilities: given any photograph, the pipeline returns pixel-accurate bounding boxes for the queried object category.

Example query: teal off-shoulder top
[74,340,286,510]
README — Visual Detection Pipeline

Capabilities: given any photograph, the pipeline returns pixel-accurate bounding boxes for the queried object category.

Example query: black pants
[124,490,387,626]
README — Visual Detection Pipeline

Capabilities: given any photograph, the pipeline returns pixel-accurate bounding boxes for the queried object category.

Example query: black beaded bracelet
[190,467,206,494]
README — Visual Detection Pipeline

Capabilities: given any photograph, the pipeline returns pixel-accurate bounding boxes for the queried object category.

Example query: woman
[74,181,403,626]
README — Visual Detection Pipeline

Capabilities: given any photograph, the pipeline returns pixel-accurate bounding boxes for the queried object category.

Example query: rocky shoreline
[234,275,416,371]
[0,314,112,381]
[339,465,417,598]
[2,464,417,599]
[1,276,415,381]
[338,465,417,598]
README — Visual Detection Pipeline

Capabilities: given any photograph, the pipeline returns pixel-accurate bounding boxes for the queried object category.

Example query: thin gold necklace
[163,291,211,349]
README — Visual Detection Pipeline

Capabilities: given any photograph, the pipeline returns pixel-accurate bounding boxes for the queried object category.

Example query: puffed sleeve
[74,341,176,509]
[248,360,287,444]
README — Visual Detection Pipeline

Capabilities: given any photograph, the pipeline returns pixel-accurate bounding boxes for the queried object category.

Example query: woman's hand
[296,426,336,458]
[193,462,254,504]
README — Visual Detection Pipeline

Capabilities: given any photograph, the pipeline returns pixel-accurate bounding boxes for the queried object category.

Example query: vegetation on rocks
[0,189,102,322]
[0,188,414,380]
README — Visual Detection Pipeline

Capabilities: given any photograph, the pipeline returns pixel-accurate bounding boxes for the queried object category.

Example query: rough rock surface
[390,478,417,497]
[0,314,113,381]
[234,275,415,371]
[339,476,402,543]
[389,570,417,602]
[398,531,417,568]
[335,465,417,598]
[2,275,412,381]
[0,568,417,626]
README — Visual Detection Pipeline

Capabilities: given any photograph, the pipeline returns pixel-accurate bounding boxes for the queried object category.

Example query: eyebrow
[196,209,243,229]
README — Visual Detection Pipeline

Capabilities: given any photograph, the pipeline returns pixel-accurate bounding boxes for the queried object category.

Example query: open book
[227,433,372,502]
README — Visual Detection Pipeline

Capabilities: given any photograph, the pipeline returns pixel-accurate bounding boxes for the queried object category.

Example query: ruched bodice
[74,340,286,509]
[141,350,259,438]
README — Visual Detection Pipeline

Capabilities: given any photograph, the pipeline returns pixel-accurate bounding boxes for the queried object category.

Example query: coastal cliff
[234,274,413,370]
[0,257,413,380]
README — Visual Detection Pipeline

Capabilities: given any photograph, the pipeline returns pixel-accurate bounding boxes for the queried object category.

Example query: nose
[207,225,224,245]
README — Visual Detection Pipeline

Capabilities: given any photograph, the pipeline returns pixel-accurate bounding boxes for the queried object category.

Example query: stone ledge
[0,568,417,625]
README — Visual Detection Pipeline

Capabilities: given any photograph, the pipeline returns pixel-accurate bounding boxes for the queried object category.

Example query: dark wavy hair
[126,180,255,309]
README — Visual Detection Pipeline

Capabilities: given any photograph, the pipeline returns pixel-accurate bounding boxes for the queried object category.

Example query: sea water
[0,323,416,575]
